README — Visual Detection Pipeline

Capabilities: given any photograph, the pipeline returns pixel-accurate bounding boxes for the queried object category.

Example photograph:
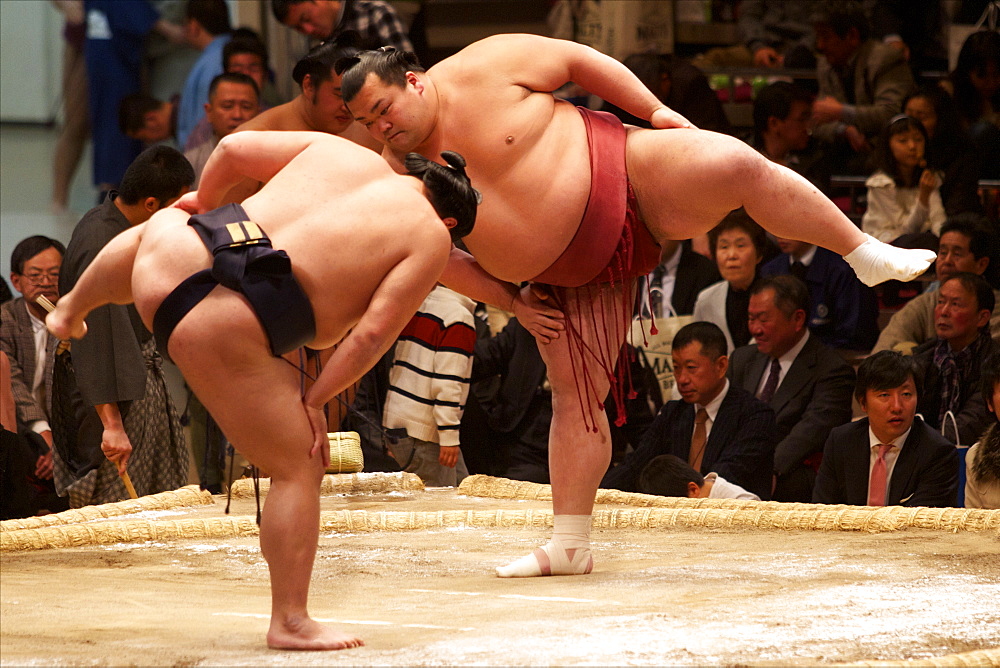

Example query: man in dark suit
[639,240,720,318]
[729,275,855,502]
[814,351,958,507]
[602,321,776,499]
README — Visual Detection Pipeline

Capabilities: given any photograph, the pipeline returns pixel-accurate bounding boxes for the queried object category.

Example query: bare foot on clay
[45,306,88,341]
[267,618,364,651]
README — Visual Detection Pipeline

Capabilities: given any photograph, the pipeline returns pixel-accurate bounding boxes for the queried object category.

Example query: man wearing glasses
[1,235,66,478]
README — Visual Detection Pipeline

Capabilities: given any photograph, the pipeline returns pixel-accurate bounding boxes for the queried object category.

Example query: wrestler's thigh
[625,128,759,242]
[539,283,633,397]
[170,298,321,481]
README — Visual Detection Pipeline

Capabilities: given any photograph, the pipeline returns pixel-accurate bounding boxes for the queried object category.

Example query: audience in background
[965,353,1000,509]
[862,115,945,248]
[693,211,768,353]
[913,273,997,445]
[184,73,260,185]
[176,0,232,148]
[810,1,915,173]
[813,350,958,507]
[638,240,720,319]
[944,30,1000,179]
[752,81,831,195]
[271,0,413,51]
[729,275,856,502]
[638,454,760,501]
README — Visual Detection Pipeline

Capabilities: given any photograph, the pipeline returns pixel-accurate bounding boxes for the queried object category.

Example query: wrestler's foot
[267,616,364,651]
[496,540,594,578]
[844,235,937,287]
[45,306,88,341]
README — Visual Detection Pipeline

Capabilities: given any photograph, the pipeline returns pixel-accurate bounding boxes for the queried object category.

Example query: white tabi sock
[843,234,937,287]
[496,514,594,578]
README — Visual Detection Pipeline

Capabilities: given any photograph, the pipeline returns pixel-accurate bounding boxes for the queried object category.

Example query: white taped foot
[843,234,937,287]
[495,540,594,578]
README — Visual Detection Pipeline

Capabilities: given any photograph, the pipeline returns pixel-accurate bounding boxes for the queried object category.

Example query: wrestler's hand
[513,284,564,345]
[101,427,132,476]
[172,191,203,214]
[304,402,331,469]
[650,106,695,130]
[439,445,459,468]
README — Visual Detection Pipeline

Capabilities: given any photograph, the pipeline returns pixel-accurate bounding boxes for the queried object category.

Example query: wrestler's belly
[458,108,592,282]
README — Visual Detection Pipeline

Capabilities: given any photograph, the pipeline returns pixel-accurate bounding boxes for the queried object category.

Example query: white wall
[0,0,63,123]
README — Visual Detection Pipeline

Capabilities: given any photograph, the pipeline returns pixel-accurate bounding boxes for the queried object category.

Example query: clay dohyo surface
[1,488,998,666]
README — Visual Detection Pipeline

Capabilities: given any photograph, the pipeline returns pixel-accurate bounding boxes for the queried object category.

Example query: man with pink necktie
[813,350,958,507]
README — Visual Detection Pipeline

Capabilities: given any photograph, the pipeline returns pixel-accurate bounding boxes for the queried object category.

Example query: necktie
[758,357,782,404]
[689,408,709,472]
[645,266,665,318]
[868,444,893,506]
[791,260,807,282]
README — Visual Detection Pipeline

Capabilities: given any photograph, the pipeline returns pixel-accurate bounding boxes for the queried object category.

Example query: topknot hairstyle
[338,47,426,102]
[405,151,479,242]
[292,31,362,87]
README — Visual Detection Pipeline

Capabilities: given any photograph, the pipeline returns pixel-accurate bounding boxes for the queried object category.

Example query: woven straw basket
[326,431,363,474]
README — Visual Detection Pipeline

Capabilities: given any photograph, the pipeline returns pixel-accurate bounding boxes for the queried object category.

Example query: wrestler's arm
[469,33,692,129]
[194,131,340,211]
[439,247,564,343]
[303,247,446,460]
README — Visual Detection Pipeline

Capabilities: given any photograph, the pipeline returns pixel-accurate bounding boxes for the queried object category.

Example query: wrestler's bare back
[131,136,449,350]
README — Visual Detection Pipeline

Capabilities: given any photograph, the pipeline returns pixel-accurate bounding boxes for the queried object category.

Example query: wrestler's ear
[406,71,423,92]
[441,216,457,230]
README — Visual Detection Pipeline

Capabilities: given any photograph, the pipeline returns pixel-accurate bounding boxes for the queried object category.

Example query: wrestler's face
[205,81,260,138]
[348,72,430,152]
[305,73,353,134]
[281,0,338,39]
[226,52,266,90]
[11,247,62,316]
[672,341,728,406]
[714,228,760,291]
[934,278,990,352]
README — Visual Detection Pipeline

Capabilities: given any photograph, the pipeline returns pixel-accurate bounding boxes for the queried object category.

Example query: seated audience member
[738,1,816,69]
[638,240,720,318]
[183,28,282,151]
[601,53,732,135]
[913,273,998,445]
[751,81,831,196]
[902,86,983,216]
[693,210,767,353]
[862,115,945,249]
[965,353,1000,509]
[382,285,476,487]
[236,35,380,151]
[761,237,879,352]
[602,322,776,500]
[1,237,65,459]
[814,350,957,507]
[729,275,855,502]
[810,1,915,173]
[874,215,999,353]
[639,454,760,501]
[944,30,1000,179]
[177,0,232,148]
[119,93,178,146]
[184,73,260,184]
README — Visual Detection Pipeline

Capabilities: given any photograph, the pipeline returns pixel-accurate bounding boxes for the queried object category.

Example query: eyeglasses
[20,270,59,285]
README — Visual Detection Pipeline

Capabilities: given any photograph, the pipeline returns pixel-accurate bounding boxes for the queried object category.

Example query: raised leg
[497,284,628,577]
[627,129,935,286]
[173,314,363,651]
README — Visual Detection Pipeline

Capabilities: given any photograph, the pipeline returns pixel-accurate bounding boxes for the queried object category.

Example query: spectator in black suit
[752,81,832,196]
[814,351,958,507]
[729,275,855,502]
[602,321,776,499]
[638,240,720,318]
